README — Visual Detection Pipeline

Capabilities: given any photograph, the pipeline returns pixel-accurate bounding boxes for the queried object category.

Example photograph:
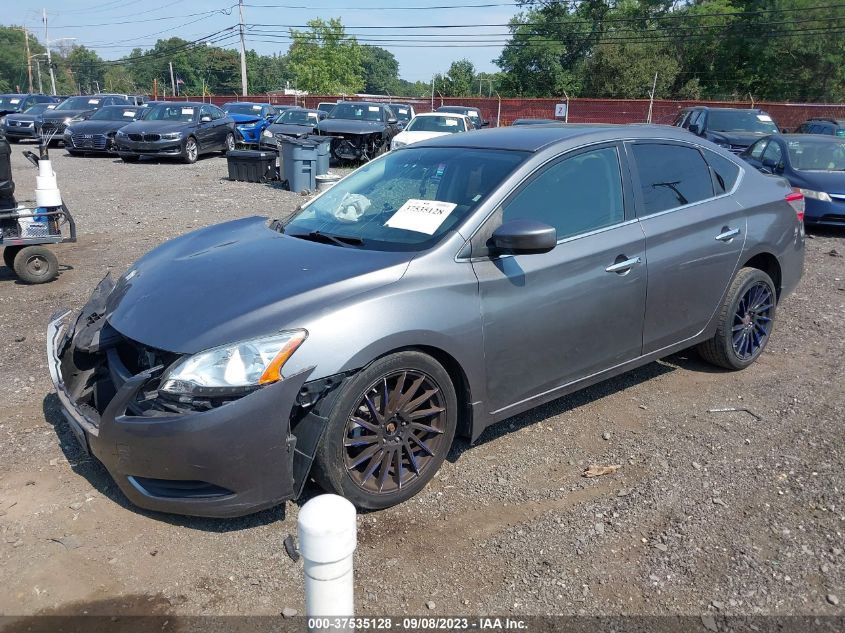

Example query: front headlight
[797,188,832,202]
[160,132,182,140]
[262,129,274,138]
[391,139,406,150]
[160,330,307,396]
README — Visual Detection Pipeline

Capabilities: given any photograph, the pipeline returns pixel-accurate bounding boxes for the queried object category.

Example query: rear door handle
[715,227,741,242]
[605,256,642,274]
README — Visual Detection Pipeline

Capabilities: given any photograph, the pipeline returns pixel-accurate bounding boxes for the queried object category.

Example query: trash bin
[0,135,15,211]
[307,135,332,176]
[226,149,276,183]
[279,136,318,193]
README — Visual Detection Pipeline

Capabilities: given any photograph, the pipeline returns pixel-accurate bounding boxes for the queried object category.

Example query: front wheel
[7,137,20,144]
[314,351,458,509]
[181,137,198,164]
[223,132,235,154]
[697,267,777,370]
[120,154,139,163]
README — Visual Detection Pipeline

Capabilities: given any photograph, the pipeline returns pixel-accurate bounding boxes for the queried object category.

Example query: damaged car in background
[316,101,400,162]
[47,125,803,518]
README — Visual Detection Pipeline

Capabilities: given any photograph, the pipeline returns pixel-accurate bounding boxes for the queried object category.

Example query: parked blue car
[740,134,845,228]
[222,102,278,145]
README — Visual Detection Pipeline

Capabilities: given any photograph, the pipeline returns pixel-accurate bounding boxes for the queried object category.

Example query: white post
[298,494,357,627]
[647,71,658,124]
[238,0,249,96]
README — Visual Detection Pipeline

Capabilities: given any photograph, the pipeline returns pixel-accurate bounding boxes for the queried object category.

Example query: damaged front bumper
[46,277,325,518]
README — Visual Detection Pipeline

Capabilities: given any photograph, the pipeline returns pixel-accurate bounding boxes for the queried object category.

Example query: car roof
[803,117,845,125]
[682,106,763,113]
[415,111,466,118]
[224,101,269,106]
[154,101,207,107]
[780,133,845,143]
[411,123,698,152]
[437,105,480,111]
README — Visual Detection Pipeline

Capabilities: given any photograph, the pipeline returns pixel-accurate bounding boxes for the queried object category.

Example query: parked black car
[115,102,235,164]
[387,103,415,129]
[674,106,779,153]
[63,105,145,155]
[436,105,489,129]
[0,93,57,123]
[261,108,325,146]
[316,101,400,161]
[2,102,58,142]
[795,118,845,137]
[40,95,131,141]
[741,134,845,227]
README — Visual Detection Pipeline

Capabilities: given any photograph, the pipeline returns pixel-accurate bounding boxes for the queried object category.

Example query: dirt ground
[0,143,843,622]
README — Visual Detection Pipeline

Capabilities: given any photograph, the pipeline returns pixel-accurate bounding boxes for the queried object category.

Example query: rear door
[630,141,747,354]
[472,144,647,414]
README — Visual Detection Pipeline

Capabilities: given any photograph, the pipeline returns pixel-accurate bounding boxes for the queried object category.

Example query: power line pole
[43,9,57,96]
[21,27,33,93]
[169,61,176,97]
[238,0,248,96]
[34,58,43,93]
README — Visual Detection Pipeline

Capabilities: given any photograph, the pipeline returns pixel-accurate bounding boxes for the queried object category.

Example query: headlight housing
[797,188,832,202]
[116,130,128,138]
[262,129,274,138]
[160,330,307,396]
[160,132,182,140]
[391,139,406,150]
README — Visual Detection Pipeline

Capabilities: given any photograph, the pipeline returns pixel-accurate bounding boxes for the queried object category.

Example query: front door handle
[715,227,741,242]
[605,256,642,274]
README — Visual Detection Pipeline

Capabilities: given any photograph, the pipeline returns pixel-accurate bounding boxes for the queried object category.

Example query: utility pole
[43,9,57,96]
[169,61,176,97]
[646,71,658,124]
[34,58,43,93]
[238,0,248,96]
[21,27,33,93]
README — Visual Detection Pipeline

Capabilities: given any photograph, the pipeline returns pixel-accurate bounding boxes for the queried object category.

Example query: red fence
[161,94,845,131]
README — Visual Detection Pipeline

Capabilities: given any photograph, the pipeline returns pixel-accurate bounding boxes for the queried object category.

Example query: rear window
[631,143,714,214]
[702,149,741,194]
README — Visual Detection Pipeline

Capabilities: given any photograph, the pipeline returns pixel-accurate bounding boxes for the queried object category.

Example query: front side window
[761,140,783,165]
[144,104,197,122]
[631,143,714,214]
[501,146,625,240]
[748,140,767,159]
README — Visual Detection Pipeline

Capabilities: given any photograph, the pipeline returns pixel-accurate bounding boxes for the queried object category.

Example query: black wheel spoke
[403,438,420,474]
[360,451,383,483]
[410,421,444,435]
[402,388,439,415]
[394,447,404,490]
[344,434,378,448]
[364,394,384,424]
[394,374,425,413]
[386,371,406,415]
[349,443,381,469]
[377,449,393,491]
[409,405,445,420]
[408,433,434,456]
[350,415,379,434]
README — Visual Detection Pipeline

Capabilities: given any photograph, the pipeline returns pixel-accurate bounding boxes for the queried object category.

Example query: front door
[472,144,647,415]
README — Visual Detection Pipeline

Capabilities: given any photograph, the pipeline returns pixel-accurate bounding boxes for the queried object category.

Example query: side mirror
[481,120,491,127]
[387,118,398,125]
[200,115,212,123]
[688,123,700,135]
[761,157,778,169]
[491,220,557,255]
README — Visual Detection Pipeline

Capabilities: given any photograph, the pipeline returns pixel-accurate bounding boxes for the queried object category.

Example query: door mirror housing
[200,115,212,123]
[761,157,783,172]
[491,220,557,255]
[481,119,491,127]
[688,123,701,135]
[387,117,398,125]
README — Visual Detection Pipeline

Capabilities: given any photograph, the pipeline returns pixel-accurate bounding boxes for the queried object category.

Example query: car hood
[267,123,316,136]
[708,131,771,147]
[67,119,134,134]
[4,112,39,123]
[42,109,92,122]
[394,130,451,146]
[229,113,263,125]
[787,169,845,193]
[119,120,194,134]
[318,119,386,135]
[105,216,413,354]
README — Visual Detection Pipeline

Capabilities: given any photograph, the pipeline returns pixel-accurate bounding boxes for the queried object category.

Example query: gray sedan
[47,125,804,517]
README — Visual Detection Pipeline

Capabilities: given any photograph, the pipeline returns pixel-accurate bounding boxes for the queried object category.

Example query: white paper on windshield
[88,99,100,104]
[181,107,195,115]
[368,106,380,112]
[252,105,262,110]
[757,114,772,122]
[123,110,135,117]
[445,119,458,126]
[385,199,457,235]
[47,104,56,109]
[10,98,20,104]
[398,109,408,114]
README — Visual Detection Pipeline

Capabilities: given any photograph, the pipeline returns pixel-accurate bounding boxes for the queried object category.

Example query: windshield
[329,103,384,122]
[143,104,197,122]
[56,96,102,111]
[406,115,465,133]
[707,110,778,133]
[23,103,55,114]
[225,103,266,116]
[0,96,25,109]
[391,106,411,121]
[90,106,141,121]
[284,147,527,251]
[275,109,319,125]
[787,138,845,170]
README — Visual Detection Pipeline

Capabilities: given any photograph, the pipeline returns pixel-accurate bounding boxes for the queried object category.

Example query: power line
[47,5,236,29]
[244,0,519,8]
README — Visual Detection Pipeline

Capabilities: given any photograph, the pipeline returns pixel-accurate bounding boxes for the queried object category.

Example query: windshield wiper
[290,230,364,248]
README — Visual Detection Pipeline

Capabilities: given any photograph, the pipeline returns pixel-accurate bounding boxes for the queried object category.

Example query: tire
[7,137,20,144]
[67,150,82,157]
[120,155,139,163]
[181,136,199,164]
[3,246,22,269]
[697,267,777,370]
[222,132,235,154]
[13,246,59,284]
[314,351,458,510]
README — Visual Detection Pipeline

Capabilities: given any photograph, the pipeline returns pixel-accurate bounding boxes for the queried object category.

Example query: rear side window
[631,143,714,214]
[502,146,624,240]
[702,149,741,194]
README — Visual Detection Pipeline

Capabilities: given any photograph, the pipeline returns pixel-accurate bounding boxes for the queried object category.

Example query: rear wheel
[697,267,777,370]
[3,246,22,269]
[314,351,458,509]
[7,137,19,144]
[181,136,198,164]
[120,155,139,163]
[13,246,59,284]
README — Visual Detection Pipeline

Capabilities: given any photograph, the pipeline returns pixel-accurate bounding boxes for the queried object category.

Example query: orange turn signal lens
[258,331,308,385]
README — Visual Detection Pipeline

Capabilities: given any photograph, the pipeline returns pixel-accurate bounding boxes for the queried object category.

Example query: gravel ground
[0,144,843,621]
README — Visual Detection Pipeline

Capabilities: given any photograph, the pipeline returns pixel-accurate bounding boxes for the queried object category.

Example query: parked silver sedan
[47,125,804,517]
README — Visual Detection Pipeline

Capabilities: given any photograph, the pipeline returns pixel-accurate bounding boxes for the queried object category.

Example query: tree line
[1,0,844,102]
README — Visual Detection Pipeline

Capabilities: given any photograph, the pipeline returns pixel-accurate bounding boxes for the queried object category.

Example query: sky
[9,0,523,84]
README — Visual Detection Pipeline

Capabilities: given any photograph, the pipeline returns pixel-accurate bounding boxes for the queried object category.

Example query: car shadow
[806,225,845,238]
[0,263,73,284]
[110,153,224,165]
[41,394,286,532]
